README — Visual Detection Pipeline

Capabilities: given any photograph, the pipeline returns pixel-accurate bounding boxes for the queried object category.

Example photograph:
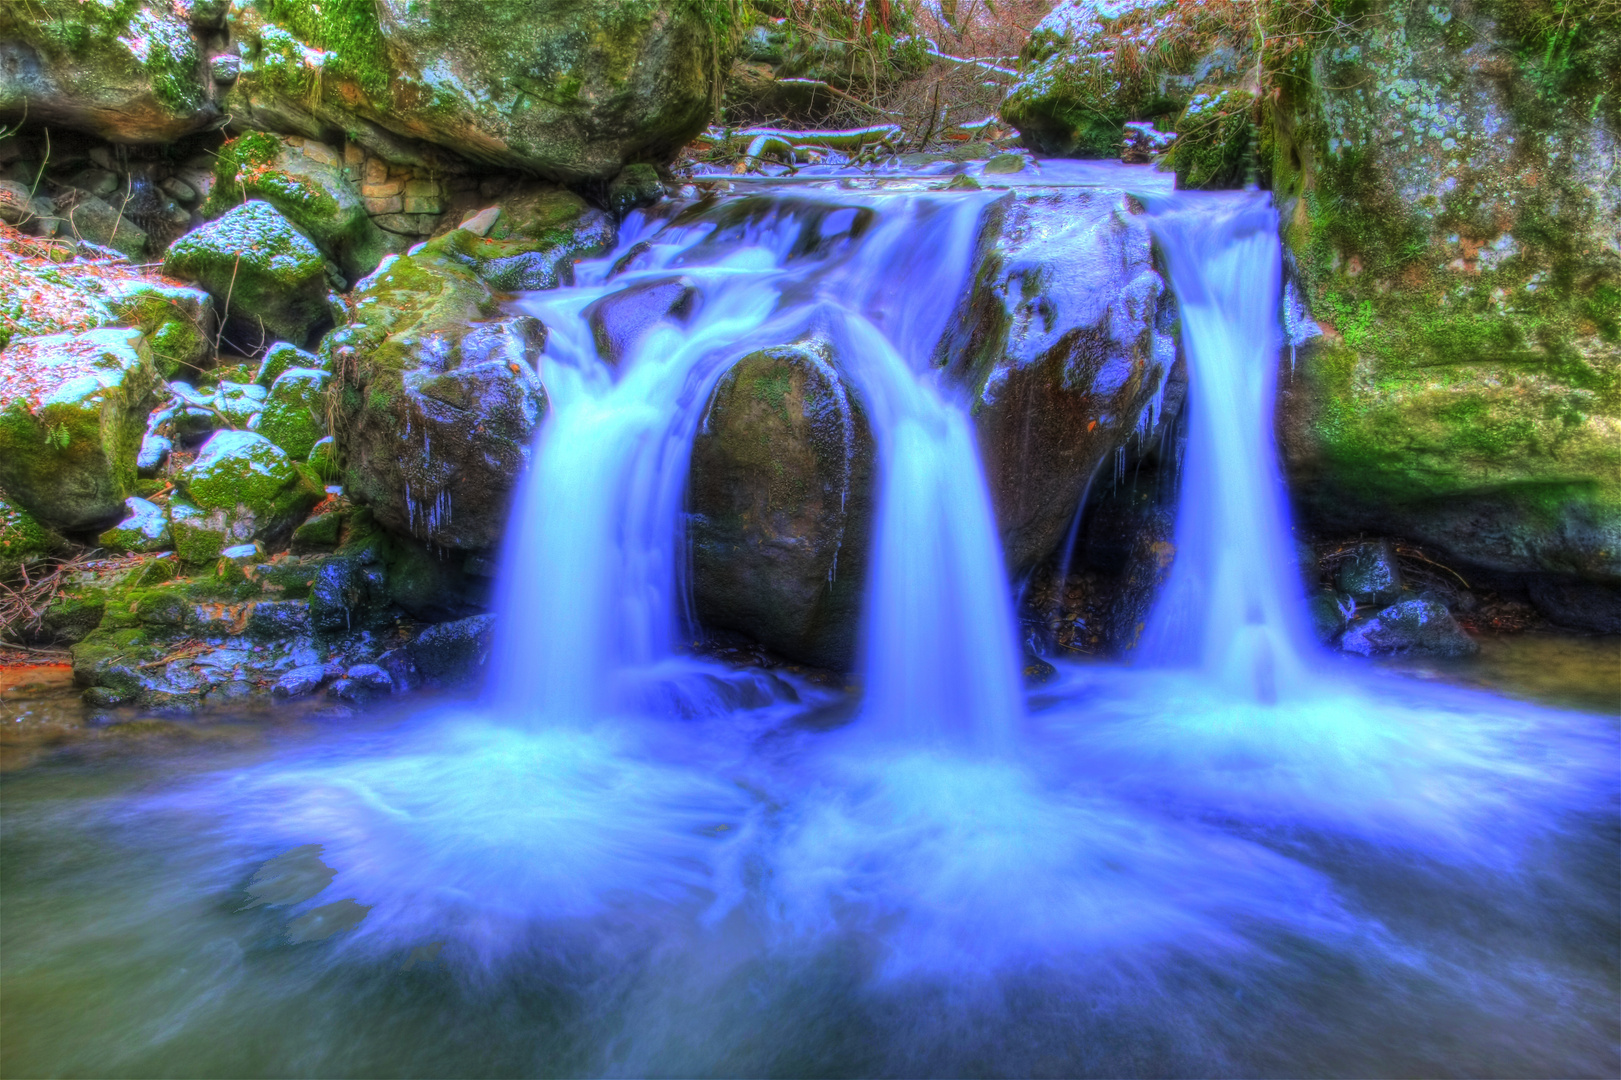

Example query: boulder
[257,367,328,460]
[204,132,399,282]
[944,189,1174,572]
[255,341,326,386]
[1527,578,1621,636]
[1001,1,1250,158]
[0,0,215,143]
[163,201,333,348]
[407,613,496,687]
[1341,598,1479,658]
[103,280,216,379]
[327,243,549,552]
[0,328,163,531]
[218,0,725,182]
[169,430,322,564]
[98,496,172,553]
[1306,590,1355,645]
[55,192,149,258]
[688,342,876,670]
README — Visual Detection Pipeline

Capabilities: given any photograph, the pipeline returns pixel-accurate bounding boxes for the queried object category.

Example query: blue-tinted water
[2,174,1615,1078]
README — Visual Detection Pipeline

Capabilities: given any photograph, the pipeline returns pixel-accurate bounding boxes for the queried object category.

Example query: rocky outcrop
[0,327,164,532]
[168,430,322,564]
[945,189,1174,572]
[688,342,876,670]
[216,0,725,183]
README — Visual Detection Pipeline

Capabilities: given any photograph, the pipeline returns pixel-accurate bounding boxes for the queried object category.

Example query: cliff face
[1002,0,1621,589]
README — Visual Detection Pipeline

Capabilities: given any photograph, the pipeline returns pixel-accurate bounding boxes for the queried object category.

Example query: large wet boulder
[945,189,1174,572]
[103,280,216,379]
[0,328,164,531]
[217,0,727,183]
[0,0,215,143]
[688,342,876,670]
[163,200,334,348]
[169,430,322,564]
[327,241,544,552]
[204,132,398,283]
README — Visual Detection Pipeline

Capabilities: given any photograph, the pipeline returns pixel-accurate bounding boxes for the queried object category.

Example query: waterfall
[484,190,1025,745]
[1137,194,1313,700]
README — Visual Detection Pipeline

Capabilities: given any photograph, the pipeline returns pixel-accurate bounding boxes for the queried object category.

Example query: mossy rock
[687,341,876,670]
[0,495,68,581]
[105,280,217,379]
[427,190,613,293]
[1162,89,1256,191]
[205,133,400,282]
[0,0,214,142]
[1273,0,1621,582]
[218,0,725,183]
[327,247,548,551]
[255,341,326,386]
[0,327,164,531]
[257,367,328,460]
[163,201,333,348]
[98,495,173,554]
[1001,1,1249,158]
[170,430,322,563]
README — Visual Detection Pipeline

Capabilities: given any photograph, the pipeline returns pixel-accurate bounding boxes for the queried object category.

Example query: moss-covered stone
[255,340,326,386]
[204,133,400,282]
[98,495,172,553]
[1273,0,1621,583]
[0,494,67,581]
[688,341,876,670]
[258,367,328,460]
[0,328,163,531]
[218,0,725,182]
[104,280,217,379]
[1001,0,1250,158]
[170,430,322,563]
[429,189,613,293]
[327,245,549,551]
[163,201,333,348]
[0,0,213,142]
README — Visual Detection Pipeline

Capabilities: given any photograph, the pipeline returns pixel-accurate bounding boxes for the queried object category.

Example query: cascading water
[485,189,1023,746]
[1136,195,1312,698]
[2,166,1614,1079]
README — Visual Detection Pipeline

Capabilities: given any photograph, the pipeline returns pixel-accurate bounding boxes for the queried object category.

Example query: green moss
[260,0,394,101]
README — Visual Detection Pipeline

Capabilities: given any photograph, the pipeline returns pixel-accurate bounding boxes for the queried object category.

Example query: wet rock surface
[688,342,877,670]
[1341,597,1480,658]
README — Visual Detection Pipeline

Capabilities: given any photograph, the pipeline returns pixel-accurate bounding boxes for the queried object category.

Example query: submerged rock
[1341,598,1479,658]
[0,328,164,531]
[408,613,496,687]
[688,342,876,670]
[163,201,333,348]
